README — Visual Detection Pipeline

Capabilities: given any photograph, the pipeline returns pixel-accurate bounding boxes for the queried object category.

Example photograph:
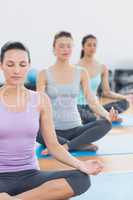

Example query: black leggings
[0,169,90,196]
[37,118,111,150]
[78,99,129,124]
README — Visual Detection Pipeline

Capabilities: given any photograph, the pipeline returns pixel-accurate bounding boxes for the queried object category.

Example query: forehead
[3,49,28,62]
[85,38,97,44]
[55,37,73,45]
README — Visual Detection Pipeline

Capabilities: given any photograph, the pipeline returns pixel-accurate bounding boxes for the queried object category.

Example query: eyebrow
[6,60,28,63]
[6,60,14,62]
[59,43,72,45]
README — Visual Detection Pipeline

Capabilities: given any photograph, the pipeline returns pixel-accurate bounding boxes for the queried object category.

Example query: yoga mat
[36,134,133,158]
[112,114,133,127]
[72,172,133,200]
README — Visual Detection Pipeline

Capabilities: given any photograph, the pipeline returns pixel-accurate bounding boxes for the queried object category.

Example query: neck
[82,55,94,63]
[55,59,71,70]
[2,84,25,95]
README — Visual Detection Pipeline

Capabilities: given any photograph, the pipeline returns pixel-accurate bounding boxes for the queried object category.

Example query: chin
[61,56,70,61]
[9,81,23,86]
[90,51,96,55]
[87,53,94,56]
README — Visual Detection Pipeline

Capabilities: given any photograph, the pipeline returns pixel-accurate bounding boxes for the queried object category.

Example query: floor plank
[39,154,133,173]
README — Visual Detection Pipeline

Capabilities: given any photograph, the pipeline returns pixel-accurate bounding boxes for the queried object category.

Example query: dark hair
[0,41,31,63]
[53,31,73,47]
[80,34,97,58]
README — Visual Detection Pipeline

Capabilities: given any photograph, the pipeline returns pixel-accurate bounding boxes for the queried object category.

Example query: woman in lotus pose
[37,31,119,155]
[0,41,104,200]
[77,34,132,124]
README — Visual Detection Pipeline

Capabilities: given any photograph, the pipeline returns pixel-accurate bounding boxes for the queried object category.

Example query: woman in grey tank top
[37,31,119,155]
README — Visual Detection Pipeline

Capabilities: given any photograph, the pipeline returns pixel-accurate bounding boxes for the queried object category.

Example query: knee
[70,170,91,196]
[120,99,129,110]
[97,118,112,132]
[104,119,112,131]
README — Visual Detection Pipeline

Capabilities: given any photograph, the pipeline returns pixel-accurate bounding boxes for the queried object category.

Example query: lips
[62,53,69,56]
[11,76,22,80]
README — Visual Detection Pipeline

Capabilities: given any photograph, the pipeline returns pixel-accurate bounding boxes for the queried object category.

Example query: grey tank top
[45,67,82,130]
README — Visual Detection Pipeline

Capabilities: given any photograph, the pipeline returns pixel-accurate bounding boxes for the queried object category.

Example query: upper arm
[37,70,47,92]
[39,93,58,149]
[102,65,111,93]
[80,68,94,98]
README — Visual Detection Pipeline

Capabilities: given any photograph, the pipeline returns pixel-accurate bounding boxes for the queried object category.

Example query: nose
[14,66,20,74]
[63,48,70,54]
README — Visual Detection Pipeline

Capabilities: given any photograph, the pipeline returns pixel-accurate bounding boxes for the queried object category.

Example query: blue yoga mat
[72,172,133,200]
[112,114,133,127]
[36,134,133,158]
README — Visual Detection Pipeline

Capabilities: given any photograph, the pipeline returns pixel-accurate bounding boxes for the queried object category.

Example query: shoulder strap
[45,68,54,84]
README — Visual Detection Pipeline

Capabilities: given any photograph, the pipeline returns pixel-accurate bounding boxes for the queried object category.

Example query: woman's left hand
[109,107,123,122]
[79,160,104,175]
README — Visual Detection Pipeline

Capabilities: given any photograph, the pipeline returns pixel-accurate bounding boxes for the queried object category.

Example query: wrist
[74,159,85,171]
[98,105,110,120]
[102,111,110,121]
[121,95,127,100]
[77,161,88,174]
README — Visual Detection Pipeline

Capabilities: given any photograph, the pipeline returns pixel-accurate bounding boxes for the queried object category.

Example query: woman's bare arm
[39,93,103,175]
[37,70,47,92]
[80,68,111,121]
[102,65,127,99]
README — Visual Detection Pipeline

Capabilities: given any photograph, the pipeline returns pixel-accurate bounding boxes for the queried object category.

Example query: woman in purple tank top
[0,42,103,200]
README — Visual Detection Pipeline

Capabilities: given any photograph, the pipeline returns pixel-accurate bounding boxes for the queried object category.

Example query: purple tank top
[0,90,40,172]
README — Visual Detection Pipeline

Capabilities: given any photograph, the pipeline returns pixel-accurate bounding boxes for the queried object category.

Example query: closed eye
[7,64,14,67]
[20,64,27,67]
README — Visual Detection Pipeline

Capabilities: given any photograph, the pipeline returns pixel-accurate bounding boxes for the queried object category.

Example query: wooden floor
[38,98,133,174]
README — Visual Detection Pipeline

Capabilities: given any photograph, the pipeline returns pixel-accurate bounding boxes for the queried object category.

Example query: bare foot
[0,193,21,200]
[41,148,49,156]
[75,144,98,152]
